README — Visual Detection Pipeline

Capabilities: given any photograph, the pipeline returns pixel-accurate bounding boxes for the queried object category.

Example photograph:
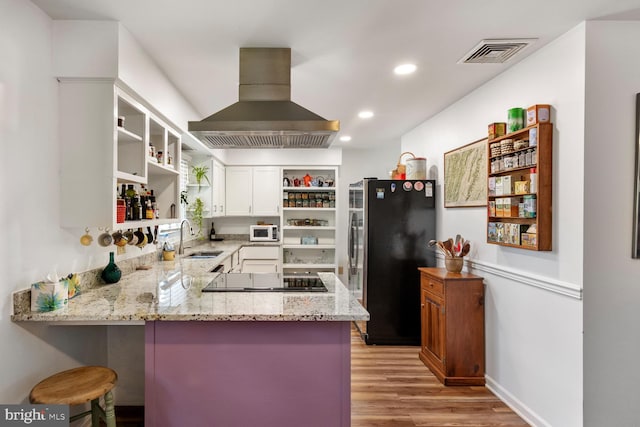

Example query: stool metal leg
[104,390,116,427]
[90,399,101,427]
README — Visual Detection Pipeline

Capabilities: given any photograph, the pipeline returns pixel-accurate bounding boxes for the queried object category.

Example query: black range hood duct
[189,48,339,149]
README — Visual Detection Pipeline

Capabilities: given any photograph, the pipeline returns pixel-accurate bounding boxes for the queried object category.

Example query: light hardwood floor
[351,327,529,427]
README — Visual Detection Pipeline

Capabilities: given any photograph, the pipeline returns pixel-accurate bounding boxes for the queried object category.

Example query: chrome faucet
[178,219,193,255]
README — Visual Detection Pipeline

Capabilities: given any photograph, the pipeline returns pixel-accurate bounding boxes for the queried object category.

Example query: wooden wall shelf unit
[418,268,485,386]
[487,122,552,251]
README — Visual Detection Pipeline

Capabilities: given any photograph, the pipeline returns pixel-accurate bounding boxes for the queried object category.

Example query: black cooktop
[202,273,327,292]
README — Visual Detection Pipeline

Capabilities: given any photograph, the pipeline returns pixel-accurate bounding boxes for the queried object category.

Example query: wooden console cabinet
[418,267,485,386]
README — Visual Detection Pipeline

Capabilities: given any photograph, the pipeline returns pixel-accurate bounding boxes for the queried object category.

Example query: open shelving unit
[58,80,182,230]
[281,167,338,274]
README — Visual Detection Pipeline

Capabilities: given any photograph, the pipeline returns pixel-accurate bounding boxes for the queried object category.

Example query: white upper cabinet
[211,160,226,217]
[225,167,253,216]
[252,167,281,216]
[183,157,225,218]
[225,167,280,216]
[59,80,181,229]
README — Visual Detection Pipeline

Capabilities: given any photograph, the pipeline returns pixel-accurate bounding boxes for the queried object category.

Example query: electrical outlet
[338,266,343,275]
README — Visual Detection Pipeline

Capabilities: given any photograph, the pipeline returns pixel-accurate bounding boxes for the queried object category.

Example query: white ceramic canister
[406,157,427,179]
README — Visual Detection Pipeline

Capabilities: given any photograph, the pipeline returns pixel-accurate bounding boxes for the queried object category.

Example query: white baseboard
[485,374,551,427]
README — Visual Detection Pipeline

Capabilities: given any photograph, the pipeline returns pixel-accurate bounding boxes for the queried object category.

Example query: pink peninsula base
[145,321,352,427]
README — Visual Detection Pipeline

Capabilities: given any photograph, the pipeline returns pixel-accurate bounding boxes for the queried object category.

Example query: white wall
[53,21,118,78]
[583,20,640,427]
[336,143,401,283]
[117,24,201,132]
[0,12,206,406]
[0,0,108,404]
[222,148,342,166]
[401,25,587,426]
[52,21,201,135]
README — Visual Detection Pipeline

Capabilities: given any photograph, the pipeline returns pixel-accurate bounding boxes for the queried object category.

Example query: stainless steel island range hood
[188,48,339,149]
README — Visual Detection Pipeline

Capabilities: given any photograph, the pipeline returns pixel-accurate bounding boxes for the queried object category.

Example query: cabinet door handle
[249,205,252,213]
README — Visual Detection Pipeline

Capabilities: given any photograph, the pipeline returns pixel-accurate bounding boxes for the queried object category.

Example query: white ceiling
[31,0,640,149]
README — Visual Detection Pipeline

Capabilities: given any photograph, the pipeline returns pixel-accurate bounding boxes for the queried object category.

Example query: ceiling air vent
[459,39,537,64]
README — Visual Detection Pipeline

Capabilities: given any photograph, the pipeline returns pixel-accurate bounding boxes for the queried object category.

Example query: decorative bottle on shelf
[209,222,217,240]
[125,184,136,220]
[529,168,537,193]
[132,197,142,221]
[145,200,154,220]
[101,252,121,284]
[150,190,159,218]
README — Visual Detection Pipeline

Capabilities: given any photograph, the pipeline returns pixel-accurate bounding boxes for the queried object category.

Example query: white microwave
[249,225,279,242]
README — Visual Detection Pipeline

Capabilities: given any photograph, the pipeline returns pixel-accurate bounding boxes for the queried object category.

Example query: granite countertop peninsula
[12,240,369,324]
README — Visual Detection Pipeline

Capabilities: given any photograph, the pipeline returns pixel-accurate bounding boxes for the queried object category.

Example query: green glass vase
[101,252,121,284]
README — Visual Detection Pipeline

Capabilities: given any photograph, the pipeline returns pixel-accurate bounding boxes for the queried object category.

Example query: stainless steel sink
[185,251,223,259]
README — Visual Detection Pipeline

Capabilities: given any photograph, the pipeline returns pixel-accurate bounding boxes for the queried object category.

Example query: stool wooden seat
[30,366,117,427]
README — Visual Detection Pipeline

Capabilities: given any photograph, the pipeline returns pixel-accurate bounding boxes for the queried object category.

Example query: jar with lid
[518,150,526,168]
[156,151,163,164]
[525,149,533,166]
[530,148,537,165]
[503,156,513,170]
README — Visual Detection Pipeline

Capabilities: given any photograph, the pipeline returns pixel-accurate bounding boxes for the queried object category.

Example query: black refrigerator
[349,179,436,345]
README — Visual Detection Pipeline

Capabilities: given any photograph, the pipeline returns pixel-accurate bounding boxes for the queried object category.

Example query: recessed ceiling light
[394,63,417,75]
[339,135,352,142]
[358,111,374,119]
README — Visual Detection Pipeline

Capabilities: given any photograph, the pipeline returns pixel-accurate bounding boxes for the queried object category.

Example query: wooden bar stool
[29,366,117,427]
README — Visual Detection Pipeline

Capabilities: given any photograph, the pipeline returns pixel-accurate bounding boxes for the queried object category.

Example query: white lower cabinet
[241,260,279,273]
[239,246,280,273]
[222,257,232,273]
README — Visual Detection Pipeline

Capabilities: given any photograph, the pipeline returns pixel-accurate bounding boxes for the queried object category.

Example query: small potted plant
[191,165,210,191]
[190,197,205,238]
